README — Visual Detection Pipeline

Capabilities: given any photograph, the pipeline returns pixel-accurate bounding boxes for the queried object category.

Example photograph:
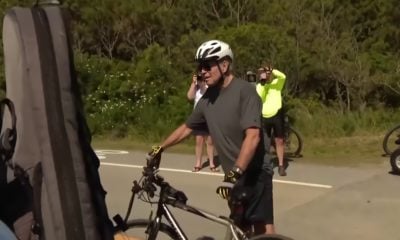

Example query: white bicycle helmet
[195,40,233,62]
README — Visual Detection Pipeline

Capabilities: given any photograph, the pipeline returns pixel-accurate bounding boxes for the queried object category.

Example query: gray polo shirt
[186,78,273,175]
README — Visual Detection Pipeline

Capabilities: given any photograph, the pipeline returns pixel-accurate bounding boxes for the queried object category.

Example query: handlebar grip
[146,146,163,170]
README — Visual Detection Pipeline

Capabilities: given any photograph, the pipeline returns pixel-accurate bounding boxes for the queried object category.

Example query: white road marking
[100,162,333,189]
[273,179,332,189]
[95,150,129,155]
[95,150,129,160]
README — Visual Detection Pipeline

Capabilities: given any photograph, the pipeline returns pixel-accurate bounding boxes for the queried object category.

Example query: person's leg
[206,136,218,171]
[274,110,286,176]
[242,171,275,236]
[253,222,275,235]
[193,135,205,171]
[253,173,275,235]
[264,168,276,235]
[275,137,286,176]
[262,117,272,153]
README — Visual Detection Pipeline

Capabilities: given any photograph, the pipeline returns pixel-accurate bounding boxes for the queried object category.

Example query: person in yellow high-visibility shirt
[256,65,287,176]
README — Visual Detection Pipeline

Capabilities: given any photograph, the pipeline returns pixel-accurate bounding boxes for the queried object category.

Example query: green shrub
[286,97,400,138]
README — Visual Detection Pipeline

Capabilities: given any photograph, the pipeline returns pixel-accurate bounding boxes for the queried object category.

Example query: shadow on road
[388,170,400,176]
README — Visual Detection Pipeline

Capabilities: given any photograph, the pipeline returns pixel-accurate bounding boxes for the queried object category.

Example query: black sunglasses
[197,61,217,71]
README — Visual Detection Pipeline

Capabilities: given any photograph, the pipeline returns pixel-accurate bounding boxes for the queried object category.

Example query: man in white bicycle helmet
[194,40,234,87]
[147,40,276,236]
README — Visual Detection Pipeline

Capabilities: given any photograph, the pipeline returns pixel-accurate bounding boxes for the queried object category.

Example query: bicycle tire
[390,148,400,174]
[284,127,303,157]
[249,233,294,240]
[382,124,400,155]
[249,234,293,240]
[124,219,179,240]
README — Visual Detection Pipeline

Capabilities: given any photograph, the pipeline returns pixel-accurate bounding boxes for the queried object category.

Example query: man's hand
[216,167,243,200]
[146,146,164,169]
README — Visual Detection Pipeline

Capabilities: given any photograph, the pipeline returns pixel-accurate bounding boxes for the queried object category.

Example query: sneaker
[278,166,287,176]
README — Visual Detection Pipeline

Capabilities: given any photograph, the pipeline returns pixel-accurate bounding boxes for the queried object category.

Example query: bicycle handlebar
[140,166,188,204]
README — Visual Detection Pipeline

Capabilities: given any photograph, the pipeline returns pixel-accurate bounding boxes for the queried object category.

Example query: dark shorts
[232,170,274,224]
[263,108,284,138]
[192,129,209,136]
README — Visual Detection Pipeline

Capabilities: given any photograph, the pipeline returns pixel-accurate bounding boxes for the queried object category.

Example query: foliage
[0,0,399,140]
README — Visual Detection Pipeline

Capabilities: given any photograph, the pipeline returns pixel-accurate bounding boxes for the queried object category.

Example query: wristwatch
[232,166,244,175]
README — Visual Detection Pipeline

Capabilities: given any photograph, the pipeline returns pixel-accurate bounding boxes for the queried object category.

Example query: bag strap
[31,162,43,237]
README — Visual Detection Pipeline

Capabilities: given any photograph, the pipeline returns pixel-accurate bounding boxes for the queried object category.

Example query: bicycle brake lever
[131,180,141,193]
[145,182,157,198]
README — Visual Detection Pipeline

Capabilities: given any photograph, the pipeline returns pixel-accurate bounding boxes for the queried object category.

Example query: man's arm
[147,121,198,169]
[160,123,193,150]
[234,127,260,172]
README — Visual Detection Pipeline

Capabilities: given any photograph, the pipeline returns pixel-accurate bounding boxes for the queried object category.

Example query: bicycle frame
[121,171,248,240]
[153,199,246,240]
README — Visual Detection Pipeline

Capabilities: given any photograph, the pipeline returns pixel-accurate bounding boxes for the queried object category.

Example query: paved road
[97,150,400,240]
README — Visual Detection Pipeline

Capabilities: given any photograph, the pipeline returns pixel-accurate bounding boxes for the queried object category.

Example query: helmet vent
[210,46,221,55]
[201,48,211,59]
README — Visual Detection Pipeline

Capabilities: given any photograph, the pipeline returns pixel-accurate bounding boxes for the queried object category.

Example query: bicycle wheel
[390,148,400,174]
[382,124,400,155]
[284,127,303,157]
[123,219,179,240]
[249,233,294,240]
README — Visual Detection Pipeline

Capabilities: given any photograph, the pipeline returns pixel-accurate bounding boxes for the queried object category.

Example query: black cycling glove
[216,167,243,200]
[146,146,164,169]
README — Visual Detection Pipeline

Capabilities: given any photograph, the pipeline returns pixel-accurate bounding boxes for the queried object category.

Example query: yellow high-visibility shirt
[256,69,286,118]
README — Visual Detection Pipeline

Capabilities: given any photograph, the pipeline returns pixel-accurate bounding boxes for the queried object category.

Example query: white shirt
[194,83,208,107]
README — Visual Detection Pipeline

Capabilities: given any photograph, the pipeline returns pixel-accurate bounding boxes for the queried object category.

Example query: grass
[298,135,387,167]
[92,136,195,154]
[92,133,389,168]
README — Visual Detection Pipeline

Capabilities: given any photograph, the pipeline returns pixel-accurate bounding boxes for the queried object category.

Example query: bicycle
[270,114,303,158]
[112,162,293,240]
[382,124,400,156]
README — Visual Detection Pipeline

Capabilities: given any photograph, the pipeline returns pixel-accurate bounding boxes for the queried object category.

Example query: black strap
[31,162,43,237]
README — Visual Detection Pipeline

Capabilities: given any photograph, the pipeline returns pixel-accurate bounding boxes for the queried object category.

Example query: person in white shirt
[187,74,219,172]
